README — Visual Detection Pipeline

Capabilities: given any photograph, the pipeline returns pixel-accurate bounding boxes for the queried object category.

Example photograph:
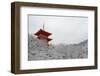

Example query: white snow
[28,34,88,61]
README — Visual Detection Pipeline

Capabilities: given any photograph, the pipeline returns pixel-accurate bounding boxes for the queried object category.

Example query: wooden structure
[34,29,52,45]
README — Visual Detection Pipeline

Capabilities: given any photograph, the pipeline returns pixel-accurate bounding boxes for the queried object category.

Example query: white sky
[28,15,88,45]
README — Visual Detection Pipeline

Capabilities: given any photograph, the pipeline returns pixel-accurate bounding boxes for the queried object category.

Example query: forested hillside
[28,34,88,61]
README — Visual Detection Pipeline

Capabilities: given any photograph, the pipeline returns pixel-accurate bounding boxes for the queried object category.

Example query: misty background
[28,15,88,45]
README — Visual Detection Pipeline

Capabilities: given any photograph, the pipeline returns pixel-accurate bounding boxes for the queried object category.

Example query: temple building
[34,24,52,46]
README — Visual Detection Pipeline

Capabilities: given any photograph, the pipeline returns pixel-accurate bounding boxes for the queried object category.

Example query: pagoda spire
[43,23,45,30]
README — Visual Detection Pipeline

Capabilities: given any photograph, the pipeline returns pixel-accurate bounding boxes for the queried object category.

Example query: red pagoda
[34,25,52,46]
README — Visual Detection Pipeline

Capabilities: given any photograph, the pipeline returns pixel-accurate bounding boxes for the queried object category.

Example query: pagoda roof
[47,38,52,41]
[37,36,52,41]
[34,29,52,36]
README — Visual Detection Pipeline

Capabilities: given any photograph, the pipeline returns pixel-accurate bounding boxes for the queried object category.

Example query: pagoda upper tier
[34,29,52,37]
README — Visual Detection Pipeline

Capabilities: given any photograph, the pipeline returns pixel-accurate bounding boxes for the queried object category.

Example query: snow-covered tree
[28,34,88,61]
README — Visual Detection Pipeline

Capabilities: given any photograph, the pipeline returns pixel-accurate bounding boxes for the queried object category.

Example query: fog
[28,15,88,44]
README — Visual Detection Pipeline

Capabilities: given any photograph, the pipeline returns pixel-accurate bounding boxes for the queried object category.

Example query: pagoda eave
[34,29,52,36]
[37,37,52,42]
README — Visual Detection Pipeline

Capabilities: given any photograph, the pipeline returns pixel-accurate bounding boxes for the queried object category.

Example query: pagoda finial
[43,23,45,30]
